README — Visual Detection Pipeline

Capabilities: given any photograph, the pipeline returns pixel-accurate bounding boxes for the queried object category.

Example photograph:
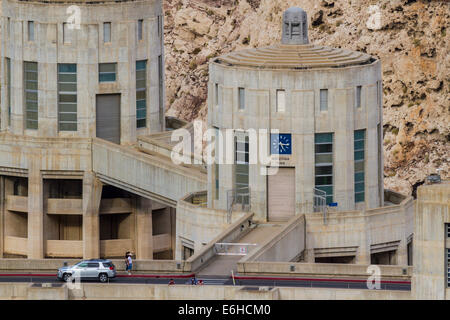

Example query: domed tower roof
[213,7,377,70]
[282,7,308,45]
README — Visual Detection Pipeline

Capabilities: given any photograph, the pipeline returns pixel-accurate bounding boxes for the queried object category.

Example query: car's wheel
[99,273,108,283]
[63,273,72,282]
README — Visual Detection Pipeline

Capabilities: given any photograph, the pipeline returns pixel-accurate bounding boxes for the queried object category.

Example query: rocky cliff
[163,0,449,195]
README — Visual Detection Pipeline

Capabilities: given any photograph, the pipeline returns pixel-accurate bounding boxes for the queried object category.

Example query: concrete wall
[185,212,254,271]
[1,0,164,142]
[207,59,383,220]
[92,138,206,206]
[304,195,413,265]
[242,214,305,263]
[0,282,411,300]
[175,192,248,259]
[412,182,450,300]
[237,262,411,280]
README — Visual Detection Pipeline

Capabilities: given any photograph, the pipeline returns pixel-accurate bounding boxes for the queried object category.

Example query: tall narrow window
[235,131,249,205]
[63,22,72,44]
[354,129,366,202]
[356,86,362,108]
[447,248,450,287]
[7,18,10,38]
[320,89,328,111]
[377,81,382,108]
[215,83,219,107]
[158,55,164,125]
[103,22,111,43]
[6,58,11,126]
[276,89,286,112]
[315,133,333,204]
[58,64,77,131]
[377,123,383,206]
[28,21,34,41]
[158,15,162,38]
[24,62,38,130]
[136,60,147,128]
[214,127,220,200]
[238,88,245,110]
[99,63,117,82]
[137,19,143,41]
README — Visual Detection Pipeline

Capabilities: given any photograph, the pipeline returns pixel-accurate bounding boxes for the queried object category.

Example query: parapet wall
[304,194,414,264]
[0,282,412,300]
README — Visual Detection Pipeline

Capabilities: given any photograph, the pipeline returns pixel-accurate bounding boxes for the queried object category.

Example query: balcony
[5,195,132,215]
[4,236,28,256]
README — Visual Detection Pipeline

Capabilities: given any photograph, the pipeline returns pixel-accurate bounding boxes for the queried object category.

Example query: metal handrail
[227,187,251,224]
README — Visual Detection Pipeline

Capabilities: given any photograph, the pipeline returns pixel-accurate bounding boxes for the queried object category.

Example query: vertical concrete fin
[82,171,103,259]
[136,197,153,260]
[28,158,44,259]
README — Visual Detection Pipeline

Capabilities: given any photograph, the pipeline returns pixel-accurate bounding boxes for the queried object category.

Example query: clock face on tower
[270,133,292,155]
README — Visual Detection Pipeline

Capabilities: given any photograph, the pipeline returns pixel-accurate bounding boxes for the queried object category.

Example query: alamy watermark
[367,265,381,290]
[171,121,282,176]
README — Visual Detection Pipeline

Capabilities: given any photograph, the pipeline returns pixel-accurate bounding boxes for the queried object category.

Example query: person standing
[126,252,133,275]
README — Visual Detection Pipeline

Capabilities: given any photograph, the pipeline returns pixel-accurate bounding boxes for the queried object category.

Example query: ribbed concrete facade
[1,0,165,142]
[0,0,191,261]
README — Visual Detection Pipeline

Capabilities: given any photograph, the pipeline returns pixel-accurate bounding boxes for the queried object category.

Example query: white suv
[57,259,116,283]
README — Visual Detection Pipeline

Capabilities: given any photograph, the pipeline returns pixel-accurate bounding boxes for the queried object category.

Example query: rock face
[163,0,449,195]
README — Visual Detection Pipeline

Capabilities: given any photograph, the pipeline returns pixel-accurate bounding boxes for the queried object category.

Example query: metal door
[96,94,121,144]
[267,167,296,221]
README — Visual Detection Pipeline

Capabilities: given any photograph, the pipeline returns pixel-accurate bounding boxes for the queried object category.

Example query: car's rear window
[102,262,112,267]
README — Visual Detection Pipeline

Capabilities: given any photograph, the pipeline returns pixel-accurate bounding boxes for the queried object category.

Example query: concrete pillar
[82,171,103,259]
[357,215,371,264]
[170,207,176,259]
[0,176,4,258]
[27,160,44,259]
[334,89,354,211]
[412,183,449,300]
[136,197,153,260]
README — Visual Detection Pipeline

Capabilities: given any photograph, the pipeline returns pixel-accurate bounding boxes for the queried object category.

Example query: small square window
[99,63,116,82]
[103,22,111,43]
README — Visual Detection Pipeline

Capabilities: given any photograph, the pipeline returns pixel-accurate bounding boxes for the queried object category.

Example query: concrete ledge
[0,282,411,300]
[237,262,412,280]
[0,259,191,273]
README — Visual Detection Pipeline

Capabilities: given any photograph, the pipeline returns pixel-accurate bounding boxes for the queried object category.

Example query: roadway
[0,273,411,291]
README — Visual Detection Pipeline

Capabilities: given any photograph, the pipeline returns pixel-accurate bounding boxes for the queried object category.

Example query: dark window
[354,129,366,202]
[137,19,143,41]
[58,63,77,131]
[356,86,362,108]
[87,263,99,268]
[99,63,116,82]
[24,61,38,130]
[136,60,147,128]
[315,133,333,204]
